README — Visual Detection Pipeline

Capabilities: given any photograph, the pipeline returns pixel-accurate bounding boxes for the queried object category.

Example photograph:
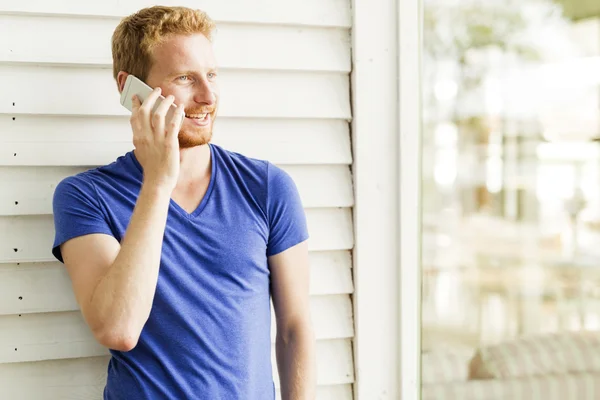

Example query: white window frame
[398,0,423,398]
[351,0,422,398]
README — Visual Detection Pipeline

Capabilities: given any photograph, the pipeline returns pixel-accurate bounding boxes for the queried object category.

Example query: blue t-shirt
[51,143,309,400]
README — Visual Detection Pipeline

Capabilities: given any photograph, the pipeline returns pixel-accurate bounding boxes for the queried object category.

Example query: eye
[208,72,217,80]
[177,75,190,82]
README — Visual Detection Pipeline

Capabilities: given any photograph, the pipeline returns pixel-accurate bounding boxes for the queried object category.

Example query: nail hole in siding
[18,296,22,300]
[14,201,18,205]
[12,102,15,106]
[18,314,21,317]
[13,153,17,156]
[13,248,18,252]
[12,117,15,121]
[14,348,17,351]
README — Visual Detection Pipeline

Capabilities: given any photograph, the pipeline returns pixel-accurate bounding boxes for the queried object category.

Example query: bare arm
[62,183,172,351]
[270,241,317,400]
[60,87,185,351]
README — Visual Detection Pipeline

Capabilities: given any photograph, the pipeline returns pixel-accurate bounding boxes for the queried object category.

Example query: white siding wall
[0,1,355,399]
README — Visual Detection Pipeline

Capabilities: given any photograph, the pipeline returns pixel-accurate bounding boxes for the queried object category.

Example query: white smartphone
[120,74,179,119]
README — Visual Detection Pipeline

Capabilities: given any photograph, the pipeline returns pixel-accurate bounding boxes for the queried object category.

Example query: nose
[193,79,216,106]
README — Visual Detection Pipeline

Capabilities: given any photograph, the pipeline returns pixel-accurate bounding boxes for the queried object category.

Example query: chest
[170,179,210,215]
[103,170,271,293]
[159,207,271,295]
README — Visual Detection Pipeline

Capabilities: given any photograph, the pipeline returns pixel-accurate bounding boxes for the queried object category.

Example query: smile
[185,113,208,119]
[184,113,211,126]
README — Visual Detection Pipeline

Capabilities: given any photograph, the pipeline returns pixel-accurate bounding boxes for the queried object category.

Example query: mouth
[184,112,211,126]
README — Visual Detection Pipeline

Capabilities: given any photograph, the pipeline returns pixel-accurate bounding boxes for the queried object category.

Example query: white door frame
[398,0,423,398]
[351,0,422,398]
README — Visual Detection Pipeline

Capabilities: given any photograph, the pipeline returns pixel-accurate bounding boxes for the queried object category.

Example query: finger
[140,87,163,134]
[130,95,143,135]
[166,103,185,142]
[139,87,162,113]
[152,95,175,137]
[131,94,141,112]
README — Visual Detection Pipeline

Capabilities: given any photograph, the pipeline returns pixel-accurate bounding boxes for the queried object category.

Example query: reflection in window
[421,0,600,397]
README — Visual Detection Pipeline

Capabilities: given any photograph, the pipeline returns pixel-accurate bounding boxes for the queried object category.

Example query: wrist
[140,180,174,199]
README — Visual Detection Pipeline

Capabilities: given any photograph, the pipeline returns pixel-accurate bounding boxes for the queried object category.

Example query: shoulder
[212,144,269,174]
[52,171,101,215]
[55,171,96,196]
[211,144,271,192]
[53,153,132,204]
[212,144,297,191]
[212,144,291,185]
[212,144,303,212]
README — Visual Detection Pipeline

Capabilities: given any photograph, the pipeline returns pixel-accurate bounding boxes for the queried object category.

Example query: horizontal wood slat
[0,384,353,400]
[0,356,108,398]
[278,385,353,400]
[309,250,354,296]
[277,295,354,340]
[0,15,350,72]
[0,116,352,166]
[0,339,354,385]
[0,0,352,28]
[0,164,353,215]
[0,115,351,144]
[0,296,353,364]
[274,339,355,385]
[0,251,353,315]
[0,383,352,400]
[0,208,353,262]
[0,66,351,119]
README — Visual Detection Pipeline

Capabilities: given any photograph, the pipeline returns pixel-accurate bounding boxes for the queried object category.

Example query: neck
[178,144,212,184]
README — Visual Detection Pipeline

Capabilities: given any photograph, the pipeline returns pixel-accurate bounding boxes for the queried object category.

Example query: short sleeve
[52,175,115,263]
[266,162,309,257]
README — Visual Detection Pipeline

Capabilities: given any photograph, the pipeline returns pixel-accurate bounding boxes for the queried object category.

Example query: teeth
[186,113,207,119]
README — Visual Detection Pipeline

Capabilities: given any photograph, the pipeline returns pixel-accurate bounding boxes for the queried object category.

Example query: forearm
[276,325,317,400]
[90,183,172,347]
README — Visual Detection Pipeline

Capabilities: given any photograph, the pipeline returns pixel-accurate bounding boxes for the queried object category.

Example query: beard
[177,125,213,148]
[177,107,216,148]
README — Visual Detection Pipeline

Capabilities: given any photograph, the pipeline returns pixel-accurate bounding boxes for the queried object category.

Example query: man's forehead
[151,34,216,72]
[155,34,213,55]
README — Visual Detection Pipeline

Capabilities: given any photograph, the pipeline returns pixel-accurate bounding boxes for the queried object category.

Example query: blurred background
[421,0,600,353]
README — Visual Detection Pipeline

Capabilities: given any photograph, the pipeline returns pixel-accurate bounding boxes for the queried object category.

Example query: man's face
[145,33,219,148]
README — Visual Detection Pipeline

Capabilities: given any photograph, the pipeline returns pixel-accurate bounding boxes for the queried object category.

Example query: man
[51,6,316,400]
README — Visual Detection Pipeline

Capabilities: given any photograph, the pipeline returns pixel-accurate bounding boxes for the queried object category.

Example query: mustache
[184,107,215,114]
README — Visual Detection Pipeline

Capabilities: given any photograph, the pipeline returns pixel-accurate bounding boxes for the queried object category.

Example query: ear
[116,71,130,93]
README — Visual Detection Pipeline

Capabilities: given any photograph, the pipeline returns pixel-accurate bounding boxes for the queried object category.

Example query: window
[420,0,600,396]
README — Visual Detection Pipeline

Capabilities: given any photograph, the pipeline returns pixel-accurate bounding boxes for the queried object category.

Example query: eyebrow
[168,68,218,78]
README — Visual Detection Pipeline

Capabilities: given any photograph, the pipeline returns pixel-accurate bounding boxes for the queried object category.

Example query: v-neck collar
[128,143,217,220]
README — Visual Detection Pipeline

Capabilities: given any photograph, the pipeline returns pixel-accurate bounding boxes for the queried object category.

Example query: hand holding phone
[122,75,185,190]
[120,75,180,119]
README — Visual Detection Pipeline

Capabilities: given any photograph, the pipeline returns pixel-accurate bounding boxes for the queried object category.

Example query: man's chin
[178,129,212,149]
